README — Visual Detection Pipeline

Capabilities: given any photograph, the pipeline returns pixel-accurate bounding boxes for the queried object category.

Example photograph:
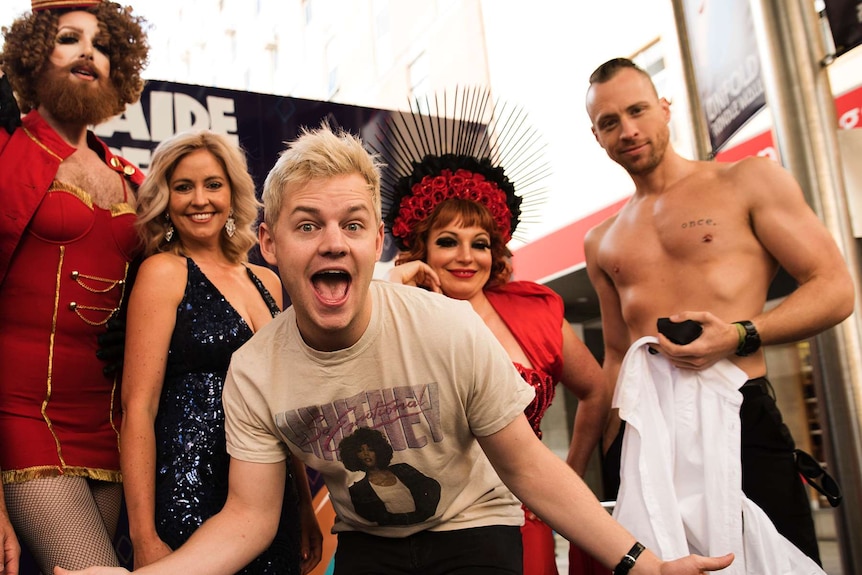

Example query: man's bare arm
[55,459,285,575]
[584,223,631,450]
[741,157,854,341]
[478,415,734,574]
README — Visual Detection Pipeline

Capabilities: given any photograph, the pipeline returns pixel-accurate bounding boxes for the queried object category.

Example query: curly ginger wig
[0,1,149,114]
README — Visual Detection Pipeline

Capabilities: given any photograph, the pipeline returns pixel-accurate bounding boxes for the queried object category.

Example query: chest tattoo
[680,218,717,229]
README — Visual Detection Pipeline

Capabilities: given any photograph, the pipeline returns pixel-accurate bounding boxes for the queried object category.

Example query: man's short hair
[588,57,658,98]
[589,57,650,85]
[262,122,383,229]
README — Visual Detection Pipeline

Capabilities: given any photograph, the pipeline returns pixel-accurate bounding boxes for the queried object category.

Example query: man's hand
[659,552,734,574]
[655,312,739,370]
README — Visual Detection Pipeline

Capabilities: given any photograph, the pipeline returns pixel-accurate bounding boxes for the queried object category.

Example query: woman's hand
[132,536,173,570]
[298,498,323,574]
[386,261,441,293]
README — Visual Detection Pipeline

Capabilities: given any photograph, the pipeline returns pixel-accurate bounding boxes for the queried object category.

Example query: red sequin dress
[0,110,143,484]
[486,282,563,575]
[486,281,609,575]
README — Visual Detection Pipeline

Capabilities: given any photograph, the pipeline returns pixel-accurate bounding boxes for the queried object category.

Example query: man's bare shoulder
[585,211,621,247]
[707,155,782,184]
[707,156,800,204]
[584,213,625,263]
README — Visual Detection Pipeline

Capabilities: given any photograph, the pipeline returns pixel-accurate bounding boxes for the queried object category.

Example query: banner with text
[682,0,766,153]
[95,79,402,262]
[96,80,392,187]
[714,84,862,162]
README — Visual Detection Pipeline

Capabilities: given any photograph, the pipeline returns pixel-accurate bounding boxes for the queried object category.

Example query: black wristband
[613,541,645,575]
[733,320,761,357]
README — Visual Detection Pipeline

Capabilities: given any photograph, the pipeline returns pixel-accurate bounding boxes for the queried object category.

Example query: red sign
[715,84,862,162]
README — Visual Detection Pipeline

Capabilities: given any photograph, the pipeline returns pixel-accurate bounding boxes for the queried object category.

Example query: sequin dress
[154,258,300,574]
[485,282,564,438]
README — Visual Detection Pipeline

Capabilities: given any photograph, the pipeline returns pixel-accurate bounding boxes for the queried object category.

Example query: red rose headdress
[374,87,549,251]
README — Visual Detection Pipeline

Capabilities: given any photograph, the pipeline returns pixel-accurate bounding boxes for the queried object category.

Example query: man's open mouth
[312,270,351,304]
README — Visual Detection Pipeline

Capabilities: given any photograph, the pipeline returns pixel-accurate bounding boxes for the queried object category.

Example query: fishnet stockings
[4,476,121,574]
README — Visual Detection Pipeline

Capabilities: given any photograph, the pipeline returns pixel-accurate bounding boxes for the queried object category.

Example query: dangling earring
[225,208,236,238]
[164,213,175,242]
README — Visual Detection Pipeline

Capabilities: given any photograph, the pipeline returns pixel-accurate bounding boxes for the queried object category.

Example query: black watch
[734,320,761,357]
[614,541,645,575]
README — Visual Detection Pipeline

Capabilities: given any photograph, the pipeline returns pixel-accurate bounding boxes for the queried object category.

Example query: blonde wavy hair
[136,131,260,263]
[262,122,382,230]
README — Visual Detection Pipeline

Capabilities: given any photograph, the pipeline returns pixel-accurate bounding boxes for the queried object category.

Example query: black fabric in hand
[0,75,22,134]
[657,317,703,345]
[97,318,126,377]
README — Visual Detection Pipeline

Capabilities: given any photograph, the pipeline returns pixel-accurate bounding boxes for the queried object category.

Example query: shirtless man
[583,58,854,563]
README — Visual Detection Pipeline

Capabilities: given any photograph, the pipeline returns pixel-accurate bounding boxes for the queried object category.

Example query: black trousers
[740,378,821,565]
[333,525,523,575]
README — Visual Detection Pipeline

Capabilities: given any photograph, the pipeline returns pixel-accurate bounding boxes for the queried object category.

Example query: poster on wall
[682,0,767,153]
[823,0,862,57]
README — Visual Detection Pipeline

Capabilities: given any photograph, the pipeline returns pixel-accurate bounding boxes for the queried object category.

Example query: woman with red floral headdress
[378,91,611,575]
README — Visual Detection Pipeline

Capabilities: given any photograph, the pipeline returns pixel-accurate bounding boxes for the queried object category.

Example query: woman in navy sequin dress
[119,131,322,574]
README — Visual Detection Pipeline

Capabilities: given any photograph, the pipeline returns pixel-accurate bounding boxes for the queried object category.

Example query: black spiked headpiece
[373,87,549,250]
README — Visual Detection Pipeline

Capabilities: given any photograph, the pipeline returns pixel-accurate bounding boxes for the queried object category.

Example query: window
[326,37,340,98]
[409,51,430,112]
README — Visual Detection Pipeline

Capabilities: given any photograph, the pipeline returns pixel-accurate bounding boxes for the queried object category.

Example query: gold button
[70,271,79,279]
[123,165,136,176]
[110,157,121,168]
[68,302,77,310]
